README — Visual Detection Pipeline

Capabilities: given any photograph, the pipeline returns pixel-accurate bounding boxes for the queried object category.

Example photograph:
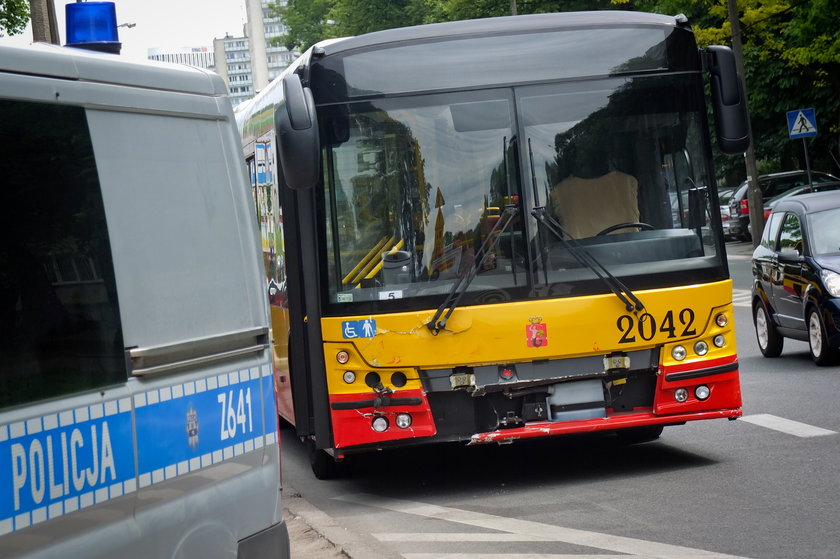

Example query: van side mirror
[705,46,750,155]
[275,73,320,189]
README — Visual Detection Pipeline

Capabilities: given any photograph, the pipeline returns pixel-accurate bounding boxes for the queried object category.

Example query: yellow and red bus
[236,11,749,478]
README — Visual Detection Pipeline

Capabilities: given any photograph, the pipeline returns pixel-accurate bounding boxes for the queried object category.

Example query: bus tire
[616,425,664,444]
[307,440,344,480]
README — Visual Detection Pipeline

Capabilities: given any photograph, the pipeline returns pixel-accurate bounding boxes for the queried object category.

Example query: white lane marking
[739,414,837,437]
[337,494,751,559]
[375,533,550,542]
[731,288,751,308]
[403,555,649,559]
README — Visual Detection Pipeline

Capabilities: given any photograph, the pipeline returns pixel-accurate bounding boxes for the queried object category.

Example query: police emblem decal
[186,405,200,449]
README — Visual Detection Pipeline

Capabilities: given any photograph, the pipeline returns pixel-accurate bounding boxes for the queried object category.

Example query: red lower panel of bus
[467,407,742,445]
[330,356,742,449]
[329,389,437,449]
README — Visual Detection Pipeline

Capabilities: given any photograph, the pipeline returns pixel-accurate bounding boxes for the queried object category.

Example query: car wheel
[754,302,783,357]
[807,308,839,366]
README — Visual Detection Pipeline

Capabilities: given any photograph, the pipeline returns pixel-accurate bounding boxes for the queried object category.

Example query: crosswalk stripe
[731,288,751,308]
[337,494,751,559]
[739,414,837,437]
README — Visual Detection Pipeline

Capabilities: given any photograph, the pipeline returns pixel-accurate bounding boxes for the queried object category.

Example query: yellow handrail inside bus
[352,236,401,285]
[364,239,406,281]
[342,236,392,285]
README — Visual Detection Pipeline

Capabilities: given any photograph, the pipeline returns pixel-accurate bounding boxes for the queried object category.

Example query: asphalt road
[283,240,840,559]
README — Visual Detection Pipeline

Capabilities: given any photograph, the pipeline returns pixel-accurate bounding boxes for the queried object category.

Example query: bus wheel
[307,440,345,480]
[616,425,663,444]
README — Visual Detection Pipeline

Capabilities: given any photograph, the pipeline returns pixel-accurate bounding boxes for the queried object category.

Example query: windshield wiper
[531,207,645,313]
[427,205,518,335]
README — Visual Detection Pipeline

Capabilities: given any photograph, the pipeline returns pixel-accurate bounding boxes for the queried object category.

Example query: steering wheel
[596,222,655,236]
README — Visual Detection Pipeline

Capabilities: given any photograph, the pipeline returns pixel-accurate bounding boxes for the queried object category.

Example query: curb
[284,486,403,559]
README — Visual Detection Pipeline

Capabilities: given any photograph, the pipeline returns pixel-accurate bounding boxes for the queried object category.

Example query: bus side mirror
[705,46,750,155]
[275,73,320,190]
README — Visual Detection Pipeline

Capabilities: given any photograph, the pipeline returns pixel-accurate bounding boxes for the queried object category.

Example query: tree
[328,0,427,35]
[0,0,29,37]
[268,0,335,52]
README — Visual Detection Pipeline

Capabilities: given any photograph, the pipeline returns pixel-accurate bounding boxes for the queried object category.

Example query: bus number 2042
[217,388,254,440]
[616,309,696,343]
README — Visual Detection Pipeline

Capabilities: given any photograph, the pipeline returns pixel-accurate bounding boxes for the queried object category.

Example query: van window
[0,100,125,410]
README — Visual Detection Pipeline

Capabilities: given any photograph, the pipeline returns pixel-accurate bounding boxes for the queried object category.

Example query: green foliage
[0,0,29,37]
[268,0,335,51]
[328,0,427,36]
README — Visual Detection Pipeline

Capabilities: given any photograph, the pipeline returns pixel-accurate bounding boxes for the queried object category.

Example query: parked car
[751,190,840,365]
[718,188,735,239]
[728,170,839,240]
[761,181,840,221]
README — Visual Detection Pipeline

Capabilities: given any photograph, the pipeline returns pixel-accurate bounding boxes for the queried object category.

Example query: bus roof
[313,11,684,57]
[0,42,227,96]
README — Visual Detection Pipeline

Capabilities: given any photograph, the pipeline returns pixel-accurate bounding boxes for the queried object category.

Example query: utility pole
[727,0,763,246]
[30,0,60,45]
[511,1,517,16]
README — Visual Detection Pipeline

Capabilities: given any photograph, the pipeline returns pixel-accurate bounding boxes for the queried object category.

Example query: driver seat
[549,170,640,238]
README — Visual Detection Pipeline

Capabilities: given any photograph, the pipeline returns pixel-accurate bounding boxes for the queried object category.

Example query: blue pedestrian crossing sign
[787,108,818,139]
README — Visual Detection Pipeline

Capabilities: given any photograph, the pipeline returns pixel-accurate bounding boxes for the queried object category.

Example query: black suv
[728,170,838,241]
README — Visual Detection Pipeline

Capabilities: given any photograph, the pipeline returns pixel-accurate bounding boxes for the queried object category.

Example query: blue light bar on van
[65,1,122,54]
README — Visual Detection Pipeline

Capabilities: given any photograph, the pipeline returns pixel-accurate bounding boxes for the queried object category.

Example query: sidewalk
[284,486,403,559]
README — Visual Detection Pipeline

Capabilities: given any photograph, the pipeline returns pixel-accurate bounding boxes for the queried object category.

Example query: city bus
[236,11,749,478]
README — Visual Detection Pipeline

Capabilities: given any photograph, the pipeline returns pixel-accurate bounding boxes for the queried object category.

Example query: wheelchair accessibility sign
[342,319,377,339]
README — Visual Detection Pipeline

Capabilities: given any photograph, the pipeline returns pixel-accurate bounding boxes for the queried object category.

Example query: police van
[0,27,289,559]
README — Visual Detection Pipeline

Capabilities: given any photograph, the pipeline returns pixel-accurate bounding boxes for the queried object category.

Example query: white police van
[0,10,289,559]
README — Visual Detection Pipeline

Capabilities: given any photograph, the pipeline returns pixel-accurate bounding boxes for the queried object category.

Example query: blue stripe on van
[0,401,135,535]
[0,364,276,536]
[134,366,273,487]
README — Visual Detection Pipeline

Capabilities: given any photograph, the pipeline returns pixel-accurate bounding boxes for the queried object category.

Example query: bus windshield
[321,72,722,312]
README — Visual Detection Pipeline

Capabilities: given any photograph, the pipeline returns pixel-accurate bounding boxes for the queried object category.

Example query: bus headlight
[372,416,389,432]
[336,350,350,364]
[713,335,726,348]
[671,345,687,361]
[695,385,711,400]
[674,388,689,402]
[342,371,356,384]
[694,341,709,356]
[715,313,729,327]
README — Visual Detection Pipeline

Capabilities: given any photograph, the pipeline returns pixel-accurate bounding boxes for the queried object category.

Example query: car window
[778,213,803,254]
[765,179,805,198]
[761,212,783,250]
[733,183,748,201]
[808,207,840,255]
